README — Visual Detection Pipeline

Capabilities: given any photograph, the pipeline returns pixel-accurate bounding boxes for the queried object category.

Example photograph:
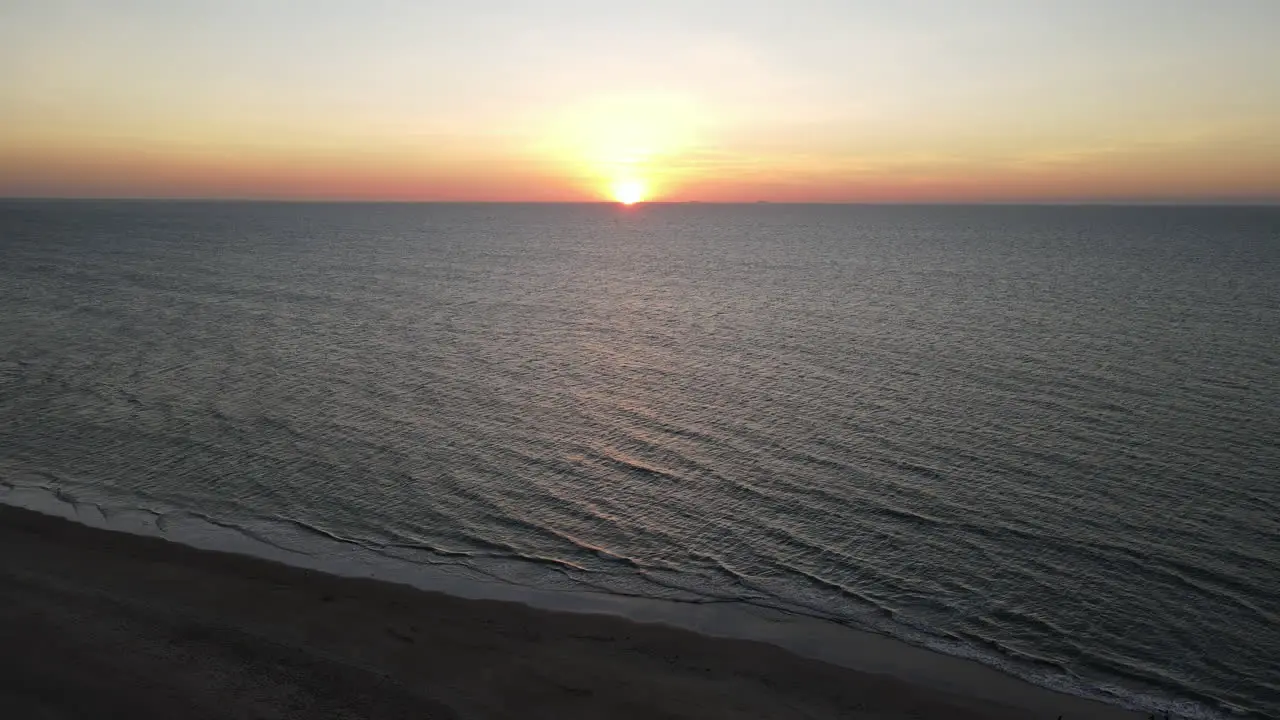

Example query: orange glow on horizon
[611,179,646,204]
[3,4,1279,203]
[2,129,1279,203]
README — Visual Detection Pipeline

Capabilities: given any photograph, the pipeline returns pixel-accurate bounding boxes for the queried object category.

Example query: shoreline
[0,497,1146,719]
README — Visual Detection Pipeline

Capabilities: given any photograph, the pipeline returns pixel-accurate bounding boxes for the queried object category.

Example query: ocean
[1,200,1276,717]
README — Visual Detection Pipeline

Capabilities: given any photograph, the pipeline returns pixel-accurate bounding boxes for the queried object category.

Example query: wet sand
[0,504,1141,719]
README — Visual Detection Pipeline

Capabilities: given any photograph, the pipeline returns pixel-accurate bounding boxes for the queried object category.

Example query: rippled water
[2,201,1277,717]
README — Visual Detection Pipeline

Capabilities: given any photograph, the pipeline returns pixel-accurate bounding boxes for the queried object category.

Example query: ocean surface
[1,201,1277,717]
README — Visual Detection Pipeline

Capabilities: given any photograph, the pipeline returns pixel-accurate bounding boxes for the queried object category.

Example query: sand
[0,504,1143,719]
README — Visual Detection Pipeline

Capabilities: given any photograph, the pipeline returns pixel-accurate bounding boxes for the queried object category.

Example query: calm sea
[2,201,1277,717]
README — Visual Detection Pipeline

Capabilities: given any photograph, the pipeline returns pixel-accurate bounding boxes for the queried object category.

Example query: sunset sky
[2,1,1278,202]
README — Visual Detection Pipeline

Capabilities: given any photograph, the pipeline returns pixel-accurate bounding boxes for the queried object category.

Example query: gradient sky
[2,0,1278,202]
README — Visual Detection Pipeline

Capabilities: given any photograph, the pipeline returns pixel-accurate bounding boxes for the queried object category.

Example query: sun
[612,180,647,205]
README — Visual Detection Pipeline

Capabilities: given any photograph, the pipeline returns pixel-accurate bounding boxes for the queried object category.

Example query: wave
[1,477,1259,720]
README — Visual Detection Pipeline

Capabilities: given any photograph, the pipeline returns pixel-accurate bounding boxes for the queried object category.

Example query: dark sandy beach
[0,504,1142,719]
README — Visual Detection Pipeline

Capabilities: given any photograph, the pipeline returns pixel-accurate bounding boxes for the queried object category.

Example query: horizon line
[3,197,1278,207]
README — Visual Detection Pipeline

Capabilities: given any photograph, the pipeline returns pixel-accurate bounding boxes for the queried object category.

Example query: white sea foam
[3,479,1221,719]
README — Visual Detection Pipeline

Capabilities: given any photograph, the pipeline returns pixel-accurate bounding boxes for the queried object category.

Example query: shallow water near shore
[0,484,1143,719]
[2,201,1277,718]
